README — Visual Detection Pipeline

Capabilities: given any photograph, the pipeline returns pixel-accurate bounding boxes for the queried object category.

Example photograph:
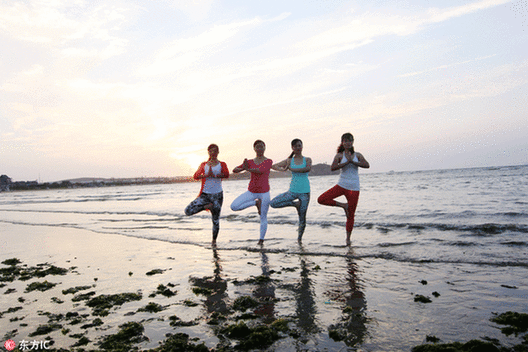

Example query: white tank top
[337,153,360,191]
[202,163,223,194]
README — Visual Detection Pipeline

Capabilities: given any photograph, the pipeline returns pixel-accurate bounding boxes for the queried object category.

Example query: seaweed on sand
[29,323,63,337]
[411,339,502,352]
[220,320,289,351]
[152,333,208,352]
[25,280,58,292]
[413,311,528,352]
[137,302,166,313]
[98,321,148,351]
[232,296,259,312]
[414,294,432,303]
[490,311,528,336]
[149,283,177,298]
[1,259,70,283]
[86,292,143,316]
[146,269,165,276]
[62,285,93,295]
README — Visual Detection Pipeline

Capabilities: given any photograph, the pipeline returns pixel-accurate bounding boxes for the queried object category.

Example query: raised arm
[353,152,370,169]
[271,158,289,172]
[192,162,206,180]
[232,159,248,173]
[330,153,346,171]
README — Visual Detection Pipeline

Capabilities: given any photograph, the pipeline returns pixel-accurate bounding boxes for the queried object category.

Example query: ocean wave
[2,207,527,235]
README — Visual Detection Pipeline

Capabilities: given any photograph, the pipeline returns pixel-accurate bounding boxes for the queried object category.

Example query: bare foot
[255,198,262,215]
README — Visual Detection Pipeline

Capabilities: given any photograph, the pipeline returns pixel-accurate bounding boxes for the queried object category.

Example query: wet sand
[1,222,526,351]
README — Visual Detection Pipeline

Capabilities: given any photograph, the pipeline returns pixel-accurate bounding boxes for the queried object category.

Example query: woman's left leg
[343,190,360,238]
[210,192,223,241]
[256,192,270,241]
[297,193,310,239]
[270,191,296,208]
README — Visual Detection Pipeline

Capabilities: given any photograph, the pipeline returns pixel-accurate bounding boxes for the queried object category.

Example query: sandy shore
[1,222,527,351]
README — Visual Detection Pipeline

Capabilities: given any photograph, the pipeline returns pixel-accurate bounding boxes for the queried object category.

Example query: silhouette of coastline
[1,164,337,191]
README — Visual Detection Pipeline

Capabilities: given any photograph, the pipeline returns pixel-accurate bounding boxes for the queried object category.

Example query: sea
[1,164,527,351]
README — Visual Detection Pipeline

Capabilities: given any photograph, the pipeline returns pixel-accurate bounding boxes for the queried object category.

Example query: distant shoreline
[3,163,526,192]
[2,163,339,191]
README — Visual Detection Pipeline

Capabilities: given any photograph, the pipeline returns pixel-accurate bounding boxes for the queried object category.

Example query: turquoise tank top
[289,157,310,193]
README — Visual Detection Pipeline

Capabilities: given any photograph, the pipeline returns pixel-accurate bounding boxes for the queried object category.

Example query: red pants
[317,185,360,233]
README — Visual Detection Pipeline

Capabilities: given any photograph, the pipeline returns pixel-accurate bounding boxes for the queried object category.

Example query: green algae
[192,286,213,296]
[206,311,227,325]
[137,302,165,313]
[62,285,93,295]
[219,319,290,351]
[29,323,63,337]
[149,283,177,298]
[222,321,251,338]
[98,321,148,351]
[2,258,22,266]
[71,291,96,302]
[270,318,289,332]
[169,315,199,327]
[413,312,528,351]
[183,299,199,307]
[4,306,23,314]
[152,332,209,352]
[233,295,259,311]
[490,311,528,336]
[80,318,104,329]
[72,335,90,347]
[25,280,58,292]
[146,269,165,276]
[414,294,432,303]
[86,292,143,316]
[412,339,502,352]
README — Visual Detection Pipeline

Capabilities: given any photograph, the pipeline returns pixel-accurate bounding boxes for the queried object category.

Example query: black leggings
[185,192,223,240]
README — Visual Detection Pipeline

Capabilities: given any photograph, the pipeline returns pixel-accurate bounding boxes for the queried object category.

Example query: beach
[1,166,527,351]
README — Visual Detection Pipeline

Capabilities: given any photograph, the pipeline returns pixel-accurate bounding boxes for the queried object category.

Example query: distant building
[1,174,12,191]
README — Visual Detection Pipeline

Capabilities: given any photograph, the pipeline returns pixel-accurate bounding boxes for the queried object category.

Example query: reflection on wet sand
[327,247,368,346]
[189,245,229,317]
[253,251,277,323]
[294,244,319,336]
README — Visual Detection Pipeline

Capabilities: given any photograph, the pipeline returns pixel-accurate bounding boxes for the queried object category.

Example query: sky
[1,0,527,182]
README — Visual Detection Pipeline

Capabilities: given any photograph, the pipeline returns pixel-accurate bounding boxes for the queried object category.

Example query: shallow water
[1,164,527,350]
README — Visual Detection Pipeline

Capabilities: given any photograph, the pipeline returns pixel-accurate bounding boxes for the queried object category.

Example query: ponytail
[289,138,302,159]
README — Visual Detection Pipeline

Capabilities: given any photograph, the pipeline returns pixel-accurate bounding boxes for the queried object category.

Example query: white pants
[230,191,270,240]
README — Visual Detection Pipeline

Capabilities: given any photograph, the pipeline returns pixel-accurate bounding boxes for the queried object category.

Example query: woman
[270,138,312,241]
[185,144,229,243]
[230,140,273,245]
[317,133,370,243]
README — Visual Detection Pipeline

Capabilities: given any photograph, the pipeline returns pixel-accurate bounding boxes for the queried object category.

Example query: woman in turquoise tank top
[271,139,312,240]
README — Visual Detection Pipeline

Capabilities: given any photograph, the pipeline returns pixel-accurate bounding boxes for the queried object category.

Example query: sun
[170,150,204,174]
[184,153,204,171]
